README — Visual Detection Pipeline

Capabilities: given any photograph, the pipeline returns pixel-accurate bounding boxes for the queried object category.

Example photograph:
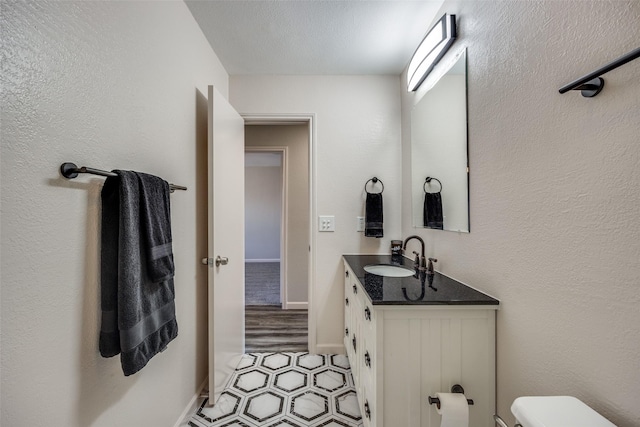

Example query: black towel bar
[559,46,640,97]
[365,177,384,194]
[60,162,187,192]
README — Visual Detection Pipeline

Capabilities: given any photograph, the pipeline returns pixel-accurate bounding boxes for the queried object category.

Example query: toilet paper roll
[435,392,469,427]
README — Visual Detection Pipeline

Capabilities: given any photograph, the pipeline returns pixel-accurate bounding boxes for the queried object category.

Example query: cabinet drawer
[344,294,351,340]
[344,267,354,310]
[361,301,375,344]
[349,307,362,389]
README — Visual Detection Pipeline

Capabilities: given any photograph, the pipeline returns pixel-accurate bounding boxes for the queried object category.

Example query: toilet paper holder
[428,384,474,409]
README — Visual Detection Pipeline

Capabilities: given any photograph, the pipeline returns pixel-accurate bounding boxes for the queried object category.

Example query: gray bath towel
[99,170,178,376]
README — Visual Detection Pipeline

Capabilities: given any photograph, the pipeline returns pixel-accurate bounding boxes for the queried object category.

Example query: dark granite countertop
[343,254,499,306]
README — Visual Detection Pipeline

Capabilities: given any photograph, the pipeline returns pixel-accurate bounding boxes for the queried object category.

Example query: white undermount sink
[363,264,415,278]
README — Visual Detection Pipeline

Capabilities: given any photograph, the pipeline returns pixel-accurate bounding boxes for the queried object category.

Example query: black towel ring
[423,177,442,193]
[365,177,384,194]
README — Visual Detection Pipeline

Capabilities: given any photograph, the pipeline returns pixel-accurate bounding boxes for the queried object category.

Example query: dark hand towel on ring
[365,192,384,238]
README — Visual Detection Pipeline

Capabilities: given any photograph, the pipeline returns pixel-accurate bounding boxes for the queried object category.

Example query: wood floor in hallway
[245,305,308,353]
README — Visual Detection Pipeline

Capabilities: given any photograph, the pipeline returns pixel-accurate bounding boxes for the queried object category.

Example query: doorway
[244,122,311,353]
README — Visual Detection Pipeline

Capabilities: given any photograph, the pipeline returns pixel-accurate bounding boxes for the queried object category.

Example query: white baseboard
[284,301,308,310]
[315,343,346,355]
[173,377,208,427]
[245,258,280,263]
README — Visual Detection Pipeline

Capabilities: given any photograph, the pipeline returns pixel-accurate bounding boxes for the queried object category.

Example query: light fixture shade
[407,14,457,92]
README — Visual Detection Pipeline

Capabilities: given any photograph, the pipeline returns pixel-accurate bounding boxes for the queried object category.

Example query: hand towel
[423,192,443,229]
[138,173,175,283]
[365,192,384,238]
[99,170,178,376]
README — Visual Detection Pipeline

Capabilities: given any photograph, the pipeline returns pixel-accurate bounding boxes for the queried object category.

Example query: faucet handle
[427,258,438,274]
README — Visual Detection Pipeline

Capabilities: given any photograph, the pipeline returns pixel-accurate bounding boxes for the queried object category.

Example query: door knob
[215,256,229,267]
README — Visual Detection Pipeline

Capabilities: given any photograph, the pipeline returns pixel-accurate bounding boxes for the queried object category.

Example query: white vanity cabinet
[344,264,377,426]
[343,258,498,427]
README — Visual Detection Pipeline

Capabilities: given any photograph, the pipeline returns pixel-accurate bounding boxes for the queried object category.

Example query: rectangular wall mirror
[410,48,469,232]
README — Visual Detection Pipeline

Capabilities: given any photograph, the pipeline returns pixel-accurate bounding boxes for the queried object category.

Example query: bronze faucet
[403,235,426,270]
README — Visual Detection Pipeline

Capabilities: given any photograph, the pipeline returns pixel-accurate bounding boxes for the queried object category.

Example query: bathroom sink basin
[363,264,415,278]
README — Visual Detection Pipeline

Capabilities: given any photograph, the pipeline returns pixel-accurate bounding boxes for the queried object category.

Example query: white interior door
[207,85,245,403]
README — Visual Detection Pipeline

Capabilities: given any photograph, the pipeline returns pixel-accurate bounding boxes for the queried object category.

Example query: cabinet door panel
[360,376,375,427]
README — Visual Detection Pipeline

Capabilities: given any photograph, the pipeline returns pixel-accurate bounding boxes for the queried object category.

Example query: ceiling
[185,0,445,75]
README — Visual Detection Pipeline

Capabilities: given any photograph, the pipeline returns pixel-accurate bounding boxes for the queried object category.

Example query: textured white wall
[1,2,228,426]
[231,76,402,351]
[245,125,310,303]
[401,1,640,425]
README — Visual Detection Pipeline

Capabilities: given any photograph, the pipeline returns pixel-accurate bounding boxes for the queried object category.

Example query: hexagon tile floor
[187,352,363,427]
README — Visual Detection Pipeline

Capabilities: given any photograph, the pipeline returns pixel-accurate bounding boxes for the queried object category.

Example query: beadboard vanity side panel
[382,310,496,427]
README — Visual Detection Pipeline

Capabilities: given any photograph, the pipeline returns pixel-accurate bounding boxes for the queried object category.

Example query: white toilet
[507,396,616,427]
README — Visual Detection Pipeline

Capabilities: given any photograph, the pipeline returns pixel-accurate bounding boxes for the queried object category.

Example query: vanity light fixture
[407,13,457,92]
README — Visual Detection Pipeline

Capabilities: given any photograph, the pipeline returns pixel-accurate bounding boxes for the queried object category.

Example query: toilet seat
[511,396,616,427]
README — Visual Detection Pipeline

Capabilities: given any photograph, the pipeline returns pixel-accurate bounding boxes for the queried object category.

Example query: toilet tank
[511,396,616,427]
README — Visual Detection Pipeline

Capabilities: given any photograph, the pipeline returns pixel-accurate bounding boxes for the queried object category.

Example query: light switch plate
[319,215,335,232]
[356,216,365,232]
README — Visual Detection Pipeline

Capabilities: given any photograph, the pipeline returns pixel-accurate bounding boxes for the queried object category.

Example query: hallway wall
[245,125,310,305]
[245,158,282,261]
